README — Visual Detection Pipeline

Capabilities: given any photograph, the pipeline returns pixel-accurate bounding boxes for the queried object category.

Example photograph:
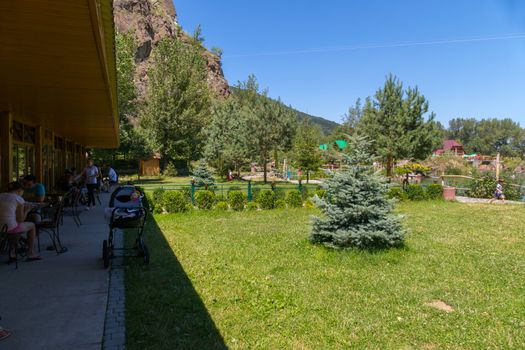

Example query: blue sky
[174,0,525,125]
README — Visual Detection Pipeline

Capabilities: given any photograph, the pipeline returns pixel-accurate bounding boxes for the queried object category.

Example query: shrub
[387,187,408,201]
[315,189,327,199]
[275,199,286,209]
[228,190,247,211]
[152,188,165,203]
[246,202,258,211]
[163,162,178,177]
[405,184,427,201]
[216,201,229,211]
[286,190,303,208]
[304,198,315,209]
[468,174,520,201]
[180,187,192,202]
[273,188,286,201]
[163,191,189,213]
[257,190,275,209]
[426,184,443,200]
[215,193,226,202]
[195,190,216,210]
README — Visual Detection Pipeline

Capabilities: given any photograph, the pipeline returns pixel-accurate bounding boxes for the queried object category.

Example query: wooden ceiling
[0,0,119,148]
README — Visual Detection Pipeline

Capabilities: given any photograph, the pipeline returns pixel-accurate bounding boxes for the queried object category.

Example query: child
[489,179,505,203]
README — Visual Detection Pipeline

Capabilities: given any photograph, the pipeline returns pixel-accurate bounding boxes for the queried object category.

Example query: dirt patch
[425,300,454,313]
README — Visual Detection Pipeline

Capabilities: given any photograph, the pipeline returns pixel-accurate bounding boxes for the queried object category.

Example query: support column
[35,125,43,183]
[0,111,13,191]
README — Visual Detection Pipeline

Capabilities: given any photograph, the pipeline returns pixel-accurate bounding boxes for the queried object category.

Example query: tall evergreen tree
[236,75,297,182]
[357,74,441,177]
[140,37,212,168]
[204,98,250,176]
[310,136,405,250]
[293,119,323,183]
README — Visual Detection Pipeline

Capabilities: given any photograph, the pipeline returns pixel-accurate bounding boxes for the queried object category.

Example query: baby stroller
[102,185,149,268]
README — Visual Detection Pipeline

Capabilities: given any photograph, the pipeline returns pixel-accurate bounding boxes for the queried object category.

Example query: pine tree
[310,136,405,250]
[192,160,215,189]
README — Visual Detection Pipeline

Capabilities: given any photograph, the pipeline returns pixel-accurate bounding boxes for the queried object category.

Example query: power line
[223,33,525,58]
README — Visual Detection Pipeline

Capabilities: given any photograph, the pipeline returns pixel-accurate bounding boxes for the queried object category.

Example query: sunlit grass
[126,202,525,349]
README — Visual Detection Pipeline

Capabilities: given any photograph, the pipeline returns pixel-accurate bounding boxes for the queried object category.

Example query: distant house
[319,139,348,151]
[433,140,465,156]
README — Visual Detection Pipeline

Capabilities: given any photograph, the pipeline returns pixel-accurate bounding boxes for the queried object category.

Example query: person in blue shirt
[22,175,46,223]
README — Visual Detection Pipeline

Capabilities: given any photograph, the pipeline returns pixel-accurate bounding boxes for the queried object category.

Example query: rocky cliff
[113,0,230,98]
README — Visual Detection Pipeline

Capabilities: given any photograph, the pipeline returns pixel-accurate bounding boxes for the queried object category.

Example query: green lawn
[125,202,525,349]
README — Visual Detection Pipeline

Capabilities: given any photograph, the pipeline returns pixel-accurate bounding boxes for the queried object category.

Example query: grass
[125,202,525,349]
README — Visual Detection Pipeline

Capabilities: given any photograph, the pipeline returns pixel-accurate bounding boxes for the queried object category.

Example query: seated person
[0,182,41,261]
[57,169,75,193]
[22,175,46,223]
[108,165,118,185]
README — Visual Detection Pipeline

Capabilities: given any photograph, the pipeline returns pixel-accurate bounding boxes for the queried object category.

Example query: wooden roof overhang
[0,0,119,148]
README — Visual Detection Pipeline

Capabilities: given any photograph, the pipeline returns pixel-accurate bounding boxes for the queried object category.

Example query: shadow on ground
[124,216,227,350]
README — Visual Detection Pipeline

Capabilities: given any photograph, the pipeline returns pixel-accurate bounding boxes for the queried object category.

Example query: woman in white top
[0,182,40,261]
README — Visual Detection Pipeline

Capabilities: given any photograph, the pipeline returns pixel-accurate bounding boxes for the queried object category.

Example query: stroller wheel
[102,240,110,269]
[142,244,150,264]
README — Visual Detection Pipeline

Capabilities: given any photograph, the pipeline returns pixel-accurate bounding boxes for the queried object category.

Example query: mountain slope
[113,0,230,98]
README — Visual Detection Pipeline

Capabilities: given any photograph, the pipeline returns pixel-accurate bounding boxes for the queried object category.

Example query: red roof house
[433,140,465,156]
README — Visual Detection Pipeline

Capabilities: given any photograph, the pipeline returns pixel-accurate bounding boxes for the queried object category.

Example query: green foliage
[227,186,242,195]
[405,185,427,201]
[293,119,323,183]
[286,190,303,208]
[228,190,247,211]
[315,188,327,199]
[246,202,259,211]
[467,175,520,200]
[216,201,229,211]
[205,98,250,175]
[195,190,216,210]
[311,135,405,250]
[448,117,525,156]
[235,75,297,182]
[467,174,496,199]
[192,160,215,188]
[152,188,165,203]
[140,37,211,164]
[274,199,286,209]
[356,75,442,176]
[387,187,408,201]
[257,190,275,210]
[395,162,430,175]
[180,187,192,202]
[273,188,286,201]
[304,198,315,209]
[426,184,443,200]
[163,191,189,213]
[163,162,178,177]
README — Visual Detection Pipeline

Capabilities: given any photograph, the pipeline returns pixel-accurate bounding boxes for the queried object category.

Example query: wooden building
[0,0,118,191]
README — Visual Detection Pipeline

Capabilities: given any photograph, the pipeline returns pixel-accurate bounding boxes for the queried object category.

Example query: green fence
[143,181,321,204]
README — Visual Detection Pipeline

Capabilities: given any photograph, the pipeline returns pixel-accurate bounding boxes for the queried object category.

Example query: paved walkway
[456,196,525,205]
[0,195,110,350]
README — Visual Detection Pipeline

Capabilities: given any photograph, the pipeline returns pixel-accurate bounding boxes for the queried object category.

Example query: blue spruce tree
[310,136,405,249]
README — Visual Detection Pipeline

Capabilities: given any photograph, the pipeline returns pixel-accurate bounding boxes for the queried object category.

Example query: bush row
[387,184,443,201]
[147,188,320,213]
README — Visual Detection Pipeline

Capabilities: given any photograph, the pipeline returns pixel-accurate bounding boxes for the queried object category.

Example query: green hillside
[230,87,339,134]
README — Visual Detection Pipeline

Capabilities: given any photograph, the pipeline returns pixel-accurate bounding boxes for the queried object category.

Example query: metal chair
[0,224,25,269]
[37,198,66,254]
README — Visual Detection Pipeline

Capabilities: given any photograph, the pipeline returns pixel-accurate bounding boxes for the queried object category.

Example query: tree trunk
[386,154,393,178]
[263,159,267,183]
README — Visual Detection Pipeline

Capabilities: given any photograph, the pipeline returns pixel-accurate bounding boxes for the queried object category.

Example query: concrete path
[456,196,524,205]
[0,195,110,350]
